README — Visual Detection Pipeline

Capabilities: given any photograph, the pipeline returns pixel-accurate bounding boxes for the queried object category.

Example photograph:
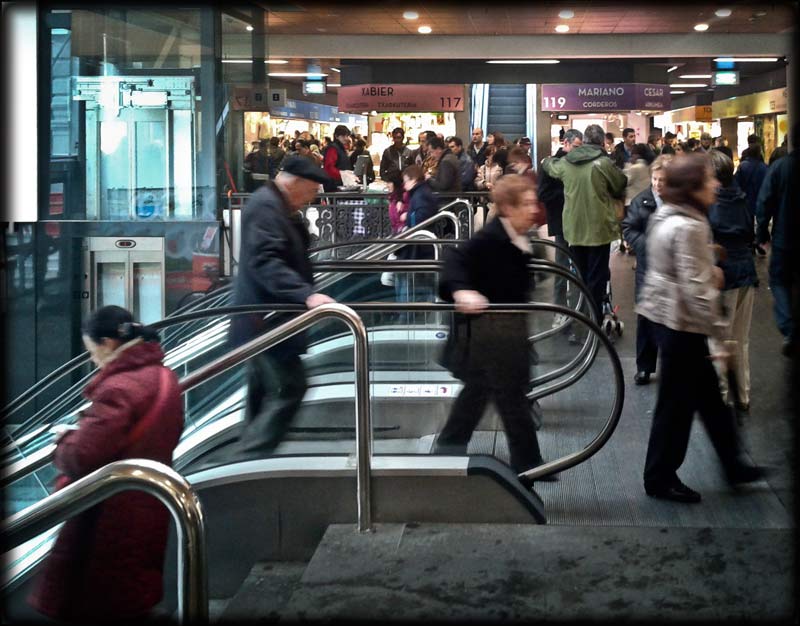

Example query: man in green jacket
[541,124,627,321]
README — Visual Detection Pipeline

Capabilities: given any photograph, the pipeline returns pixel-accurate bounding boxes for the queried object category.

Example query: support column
[198,7,222,219]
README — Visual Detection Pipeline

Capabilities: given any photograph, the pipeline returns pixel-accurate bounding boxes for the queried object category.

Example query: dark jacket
[427,152,462,193]
[396,181,437,261]
[379,144,413,186]
[438,217,533,381]
[322,140,352,191]
[756,152,795,251]
[537,147,567,237]
[734,155,768,217]
[622,187,657,300]
[229,182,315,354]
[612,142,631,169]
[467,142,488,167]
[708,184,758,290]
[455,151,477,191]
[28,341,183,622]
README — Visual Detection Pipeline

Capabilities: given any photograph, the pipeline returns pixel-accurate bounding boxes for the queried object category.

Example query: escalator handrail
[3,459,207,625]
[6,303,623,494]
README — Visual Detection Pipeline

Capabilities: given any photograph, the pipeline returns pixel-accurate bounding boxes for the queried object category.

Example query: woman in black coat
[622,154,672,385]
[433,174,549,487]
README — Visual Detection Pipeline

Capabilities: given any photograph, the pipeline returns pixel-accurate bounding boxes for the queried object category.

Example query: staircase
[485,84,527,141]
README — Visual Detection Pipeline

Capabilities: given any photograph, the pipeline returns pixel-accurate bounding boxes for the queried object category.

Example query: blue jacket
[756,152,795,251]
[396,181,438,260]
[708,184,758,290]
[734,156,768,217]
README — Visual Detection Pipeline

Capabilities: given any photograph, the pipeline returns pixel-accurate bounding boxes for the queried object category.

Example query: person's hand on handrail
[452,289,488,314]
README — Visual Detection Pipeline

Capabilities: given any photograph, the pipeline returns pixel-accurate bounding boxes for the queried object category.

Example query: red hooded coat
[28,340,184,622]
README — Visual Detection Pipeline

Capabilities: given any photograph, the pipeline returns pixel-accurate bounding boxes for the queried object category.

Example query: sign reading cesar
[338,84,466,113]
[541,83,671,112]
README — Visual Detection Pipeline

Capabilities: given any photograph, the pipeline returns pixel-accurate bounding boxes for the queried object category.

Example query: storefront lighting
[671,83,707,88]
[738,115,748,119]
[679,74,712,78]
[268,72,328,77]
[715,8,732,17]
[558,10,575,19]
[403,11,419,20]
[418,25,432,34]
[555,24,570,33]
[713,57,779,62]
[694,23,709,31]
[486,59,560,64]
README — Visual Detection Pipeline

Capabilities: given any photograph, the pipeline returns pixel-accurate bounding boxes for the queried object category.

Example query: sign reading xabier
[338,84,465,112]
[541,83,671,112]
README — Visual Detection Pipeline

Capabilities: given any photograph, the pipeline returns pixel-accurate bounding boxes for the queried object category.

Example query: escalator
[486,84,528,140]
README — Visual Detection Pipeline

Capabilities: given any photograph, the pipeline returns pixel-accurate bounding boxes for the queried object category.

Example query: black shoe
[726,464,766,485]
[645,481,701,503]
[634,371,651,385]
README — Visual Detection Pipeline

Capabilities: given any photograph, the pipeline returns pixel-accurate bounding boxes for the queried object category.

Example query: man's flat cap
[280,155,331,185]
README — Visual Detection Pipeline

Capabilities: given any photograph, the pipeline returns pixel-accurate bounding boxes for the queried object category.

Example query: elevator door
[84,237,165,325]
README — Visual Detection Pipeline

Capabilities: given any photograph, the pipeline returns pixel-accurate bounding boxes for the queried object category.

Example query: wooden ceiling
[254,2,795,36]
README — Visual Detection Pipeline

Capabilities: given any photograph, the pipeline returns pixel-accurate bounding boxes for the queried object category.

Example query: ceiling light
[327,83,341,87]
[669,90,686,95]
[670,83,707,88]
[679,74,712,78]
[246,25,253,32]
[555,24,570,33]
[268,72,328,77]
[713,57,779,62]
[418,25,432,34]
[738,115,749,119]
[715,8,732,17]
[403,11,419,20]
[694,23,709,31]
[667,65,679,72]
[222,59,252,64]
[266,59,289,64]
[486,59,560,64]
[330,67,341,73]
[558,10,574,19]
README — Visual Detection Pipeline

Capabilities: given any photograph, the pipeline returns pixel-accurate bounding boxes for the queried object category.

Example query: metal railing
[3,459,207,624]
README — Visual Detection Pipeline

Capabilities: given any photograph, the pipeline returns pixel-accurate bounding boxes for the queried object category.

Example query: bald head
[471,128,484,145]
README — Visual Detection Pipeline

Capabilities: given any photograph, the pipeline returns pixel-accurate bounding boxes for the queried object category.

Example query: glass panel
[97,261,126,309]
[133,261,162,325]
[173,110,194,218]
[134,121,167,219]
[100,120,131,220]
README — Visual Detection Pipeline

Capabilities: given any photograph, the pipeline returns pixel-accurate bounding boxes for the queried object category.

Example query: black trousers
[240,352,307,454]
[434,366,544,474]
[643,323,742,490]
[568,243,611,322]
[635,314,659,374]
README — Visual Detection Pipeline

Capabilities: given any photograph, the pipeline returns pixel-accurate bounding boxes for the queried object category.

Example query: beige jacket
[636,202,726,340]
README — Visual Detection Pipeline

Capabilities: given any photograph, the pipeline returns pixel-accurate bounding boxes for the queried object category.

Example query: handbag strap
[125,367,174,450]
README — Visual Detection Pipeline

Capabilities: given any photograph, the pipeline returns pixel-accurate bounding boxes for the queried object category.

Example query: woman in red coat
[28,306,184,622]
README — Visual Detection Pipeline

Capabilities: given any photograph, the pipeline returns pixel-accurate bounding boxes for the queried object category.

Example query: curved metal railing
[3,459,207,624]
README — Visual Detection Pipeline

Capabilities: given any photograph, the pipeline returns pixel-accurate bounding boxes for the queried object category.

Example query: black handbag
[437,315,472,380]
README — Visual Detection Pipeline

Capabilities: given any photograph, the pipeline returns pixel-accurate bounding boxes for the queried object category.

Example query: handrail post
[3,459,208,624]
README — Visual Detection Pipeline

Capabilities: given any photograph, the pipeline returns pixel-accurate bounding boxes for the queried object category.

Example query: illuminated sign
[712,71,739,86]
[302,81,327,95]
[338,84,465,112]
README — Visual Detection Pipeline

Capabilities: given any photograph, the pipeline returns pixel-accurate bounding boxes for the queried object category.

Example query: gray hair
[583,124,606,146]
[563,129,583,144]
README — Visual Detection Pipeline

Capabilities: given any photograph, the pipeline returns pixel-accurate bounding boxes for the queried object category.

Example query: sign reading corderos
[337,84,466,113]
[541,83,671,112]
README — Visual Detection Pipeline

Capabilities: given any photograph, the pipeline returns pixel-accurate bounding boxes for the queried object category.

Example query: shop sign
[231,87,286,111]
[268,98,365,126]
[712,87,787,119]
[540,83,671,112]
[337,84,466,113]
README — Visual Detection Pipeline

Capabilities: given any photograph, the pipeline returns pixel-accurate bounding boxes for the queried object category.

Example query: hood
[715,184,747,204]
[85,341,165,395]
[565,143,607,164]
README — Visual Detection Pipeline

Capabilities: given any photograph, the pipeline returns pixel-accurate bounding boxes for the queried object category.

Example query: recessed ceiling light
[713,57,779,62]
[268,72,328,77]
[418,25,432,34]
[715,8,732,17]
[694,23,709,31]
[403,11,419,20]
[667,65,679,72]
[266,59,289,64]
[555,24,570,33]
[246,25,253,32]
[669,90,686,95]
[679,74,712,78]
[330,67,341,73]
[671,83,708,88]
[558,10,574,19]
[486,59,560,64]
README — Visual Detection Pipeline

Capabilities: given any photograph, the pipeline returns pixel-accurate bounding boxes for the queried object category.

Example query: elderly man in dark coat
[229,156,335,455]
